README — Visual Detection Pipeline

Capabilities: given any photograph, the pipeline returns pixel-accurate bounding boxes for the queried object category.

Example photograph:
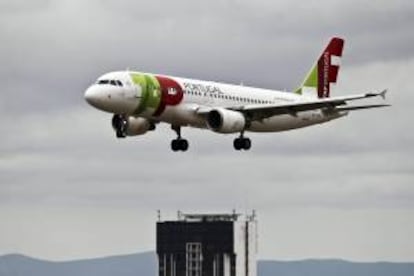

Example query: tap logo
[168,87,177,95]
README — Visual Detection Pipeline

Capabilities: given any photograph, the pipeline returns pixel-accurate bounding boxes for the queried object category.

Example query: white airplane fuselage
[84,37,387,151]
[85,71,346,133]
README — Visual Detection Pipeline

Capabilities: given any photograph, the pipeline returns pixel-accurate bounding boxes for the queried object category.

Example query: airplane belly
[154,104,206,128]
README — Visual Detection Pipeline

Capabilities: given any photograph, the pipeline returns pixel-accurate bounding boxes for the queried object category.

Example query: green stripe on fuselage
[144,75,161,110]
[130,73,161,114]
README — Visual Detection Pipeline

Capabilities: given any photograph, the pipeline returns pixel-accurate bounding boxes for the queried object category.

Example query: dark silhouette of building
[156,211,257,276]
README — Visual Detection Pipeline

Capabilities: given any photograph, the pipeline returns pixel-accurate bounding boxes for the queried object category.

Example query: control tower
[156,211,257,276]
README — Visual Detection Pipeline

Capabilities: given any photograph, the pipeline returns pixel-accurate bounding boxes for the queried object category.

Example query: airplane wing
[197,89,389,121]
[335,104,390,112]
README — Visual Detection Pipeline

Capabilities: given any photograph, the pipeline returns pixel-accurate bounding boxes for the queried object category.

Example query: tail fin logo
[318,37,344,98]
[295,37,344,98]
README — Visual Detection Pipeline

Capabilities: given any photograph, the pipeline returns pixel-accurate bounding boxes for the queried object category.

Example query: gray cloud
[1,0,413,114]
[1,0,413,261]
[0,0,51,14]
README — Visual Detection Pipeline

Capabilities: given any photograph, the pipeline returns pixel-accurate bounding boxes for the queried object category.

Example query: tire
[179,139,189,151]
[243,138,251,150]
[116,130,126,138]
[233,138,242,150]
[171,140,180,152]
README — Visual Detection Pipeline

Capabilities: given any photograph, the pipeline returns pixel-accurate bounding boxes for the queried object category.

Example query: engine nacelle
[206,108,246,133]
[112,115,153,136]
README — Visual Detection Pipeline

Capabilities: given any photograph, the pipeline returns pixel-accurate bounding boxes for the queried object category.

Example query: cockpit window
[97,79,123,87]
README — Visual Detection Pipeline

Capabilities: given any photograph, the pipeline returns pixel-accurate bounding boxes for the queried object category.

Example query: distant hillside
[259,259,414,276]
[1,252,414,276]
[0,252,156,276]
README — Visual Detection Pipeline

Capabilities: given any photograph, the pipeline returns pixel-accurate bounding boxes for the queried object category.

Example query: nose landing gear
[112,114,128,138]
[171,125,189,152]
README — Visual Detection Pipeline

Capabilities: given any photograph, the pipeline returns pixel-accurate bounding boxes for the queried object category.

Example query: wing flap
[335,104,391,112]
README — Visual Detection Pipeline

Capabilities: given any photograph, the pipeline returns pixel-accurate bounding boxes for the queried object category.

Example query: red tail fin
[317,37,344,98]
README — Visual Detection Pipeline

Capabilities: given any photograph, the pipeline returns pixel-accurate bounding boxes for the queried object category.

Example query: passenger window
[110,80,117,86]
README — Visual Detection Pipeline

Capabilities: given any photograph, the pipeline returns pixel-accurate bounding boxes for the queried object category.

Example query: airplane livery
[84,37,389,151]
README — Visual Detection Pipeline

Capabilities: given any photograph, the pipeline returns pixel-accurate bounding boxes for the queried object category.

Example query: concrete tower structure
[156,211,257,276]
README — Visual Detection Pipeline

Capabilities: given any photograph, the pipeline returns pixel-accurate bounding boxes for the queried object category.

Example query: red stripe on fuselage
[153,76,184,116]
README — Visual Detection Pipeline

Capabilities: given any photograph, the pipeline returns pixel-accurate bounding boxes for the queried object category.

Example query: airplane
[84,37,389,152]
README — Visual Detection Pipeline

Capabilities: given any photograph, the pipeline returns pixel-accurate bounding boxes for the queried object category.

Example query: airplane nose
[84,85,102,107]
[84,83,139,114]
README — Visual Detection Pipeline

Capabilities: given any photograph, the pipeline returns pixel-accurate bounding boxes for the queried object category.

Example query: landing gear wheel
[171,139,180,152]
[179,139,189,151]
[171,139,189,152]
[112,114,128,138]
[233,137,251,151]
[233,138,243,150]
[243,138,251,150]
[116,130,126,138]
[170,125,189,152]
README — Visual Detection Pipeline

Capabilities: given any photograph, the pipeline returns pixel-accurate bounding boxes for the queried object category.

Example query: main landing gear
[171,125,189,152]
[233,132,251,151]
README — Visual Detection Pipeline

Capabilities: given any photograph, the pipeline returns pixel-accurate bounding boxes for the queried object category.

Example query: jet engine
[206,108,246,133]
[112,115,153,137]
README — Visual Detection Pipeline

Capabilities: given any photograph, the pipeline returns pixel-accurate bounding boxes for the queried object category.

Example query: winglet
[379,89,388,100]
[366,89,388,100]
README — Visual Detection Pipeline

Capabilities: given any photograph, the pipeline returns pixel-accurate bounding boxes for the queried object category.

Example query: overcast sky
[1,0,414,262]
